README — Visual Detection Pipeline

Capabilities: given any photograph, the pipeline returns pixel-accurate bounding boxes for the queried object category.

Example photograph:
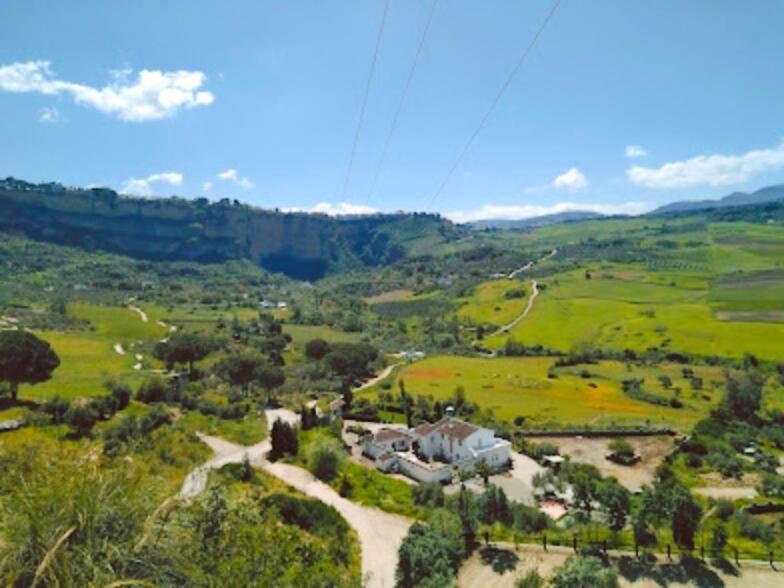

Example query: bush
[136,376,169,403]
[64,403,98,437]
[551,555,618,588]
[106,380,132,410]
[608,439,634,459]
[412,482,446,508]
[516,570,545,588]
[524,442,560,463]
[42,395,71,424]
[396,510,464,588]
[758,474,784,499]
[306,436,344,481]
[714,499,735,521]
[734,511,773,543]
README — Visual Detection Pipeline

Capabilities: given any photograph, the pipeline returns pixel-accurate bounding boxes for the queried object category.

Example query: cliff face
[0,186,457,280]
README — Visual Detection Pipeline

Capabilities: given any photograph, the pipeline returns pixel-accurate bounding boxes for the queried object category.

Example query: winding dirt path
[129,306,148,322]
[181,409,413,588]
[507,248,557,280]
[354,362,401,392]
[490,279,539,337]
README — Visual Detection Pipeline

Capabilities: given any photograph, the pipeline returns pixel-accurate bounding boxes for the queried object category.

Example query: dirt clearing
[533,435,674,491]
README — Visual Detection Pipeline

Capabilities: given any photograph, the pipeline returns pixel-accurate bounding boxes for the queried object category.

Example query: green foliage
[608,439,634,459]
[551,555,618,588]
[63,402,98,437]
[0,330,60,400]
[733,511,774,543]
[136,375,170,403]
[412,482,446,508]
[598,478,631,532]
[758,473,784,498]
[306,436,345,481]
[721,370,763,421]
[270,418,299,459]
[670,485,702,549]
[153,332,216,371]
[304,338,331,361]
[516,569,545,588]
[41,394,71,424]
[396,510,464,588]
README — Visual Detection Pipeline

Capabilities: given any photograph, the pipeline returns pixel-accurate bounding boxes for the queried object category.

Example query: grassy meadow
[361,355,725,431]
[19,303,167,401]
[481,264,784,360]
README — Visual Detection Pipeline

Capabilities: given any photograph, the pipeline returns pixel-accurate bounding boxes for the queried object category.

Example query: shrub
[306,436,344,481]
[412,482,446,508]
[734,511,773,543]
[64,403,98,437]
[136,376,169,403]
[42,395,71,424]
[516,570,545,588]
[551,555,618,588]
[608,439,634,459]
[714,499,735,521]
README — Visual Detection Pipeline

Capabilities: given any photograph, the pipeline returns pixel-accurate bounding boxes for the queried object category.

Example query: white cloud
[0,61,214,122]
[38,106,61,123]
[552,167,588,191]
[625,145,647,158]
[122,172,183,196]
[217,168,253,189]
[283,202,379,216]
[445,201,651,224]
[202,181,213,192]
[628,141,784,189]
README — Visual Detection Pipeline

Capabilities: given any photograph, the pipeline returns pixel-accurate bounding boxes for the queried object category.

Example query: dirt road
[458,543,784,588]
[264,461,412,587]
[354,363,401,392]
[182,409,413,588]
[490,280,539,337]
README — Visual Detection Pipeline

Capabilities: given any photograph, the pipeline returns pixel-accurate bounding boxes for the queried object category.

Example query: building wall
[397,456,453,484]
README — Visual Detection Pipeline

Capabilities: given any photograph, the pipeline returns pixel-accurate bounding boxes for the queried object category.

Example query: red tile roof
[373,428,410,443]
[414,418,480,442]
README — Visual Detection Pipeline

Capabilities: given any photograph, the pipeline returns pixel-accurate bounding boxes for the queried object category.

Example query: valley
[1,183,784,587]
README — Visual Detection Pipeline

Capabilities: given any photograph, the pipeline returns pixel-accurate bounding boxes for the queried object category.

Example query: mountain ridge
[0,177,460,280]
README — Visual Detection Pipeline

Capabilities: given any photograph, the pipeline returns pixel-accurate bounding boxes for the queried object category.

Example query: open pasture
[485,265,784,360]
[19,303,166,401]
[457,279,528,326]
[362,355,719,431]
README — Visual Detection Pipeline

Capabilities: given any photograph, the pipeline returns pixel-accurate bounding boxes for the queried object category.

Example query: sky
[1,0,784,222]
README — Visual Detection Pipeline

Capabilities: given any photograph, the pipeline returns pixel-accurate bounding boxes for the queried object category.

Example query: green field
[482,265,784,360]
[457,279,529,326]
[19,303,167,401]
[360,355,725,431]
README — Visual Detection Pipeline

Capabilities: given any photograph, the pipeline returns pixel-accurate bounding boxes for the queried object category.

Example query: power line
[424,0,562,212]
[365,0,440,206]
[339,0,391,201]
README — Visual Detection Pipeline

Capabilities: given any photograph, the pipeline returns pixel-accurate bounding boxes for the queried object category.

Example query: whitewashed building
[362,417,511,483]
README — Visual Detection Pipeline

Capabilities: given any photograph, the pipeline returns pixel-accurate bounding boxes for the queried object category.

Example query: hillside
[0,178,461,280]
[468,210,606,230]
[651,183,784,214]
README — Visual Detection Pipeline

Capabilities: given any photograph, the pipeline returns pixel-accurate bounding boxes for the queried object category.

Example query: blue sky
[2,0,783,221]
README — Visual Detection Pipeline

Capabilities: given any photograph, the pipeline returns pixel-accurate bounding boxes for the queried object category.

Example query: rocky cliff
[0,182,459,280]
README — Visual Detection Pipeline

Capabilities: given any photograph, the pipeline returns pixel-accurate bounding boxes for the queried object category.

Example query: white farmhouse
[362,417,511,484]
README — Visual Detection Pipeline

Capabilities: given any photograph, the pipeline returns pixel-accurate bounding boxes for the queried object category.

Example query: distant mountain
[468,210,605,230]
[0,177,461,281]
[651,184,784,215]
